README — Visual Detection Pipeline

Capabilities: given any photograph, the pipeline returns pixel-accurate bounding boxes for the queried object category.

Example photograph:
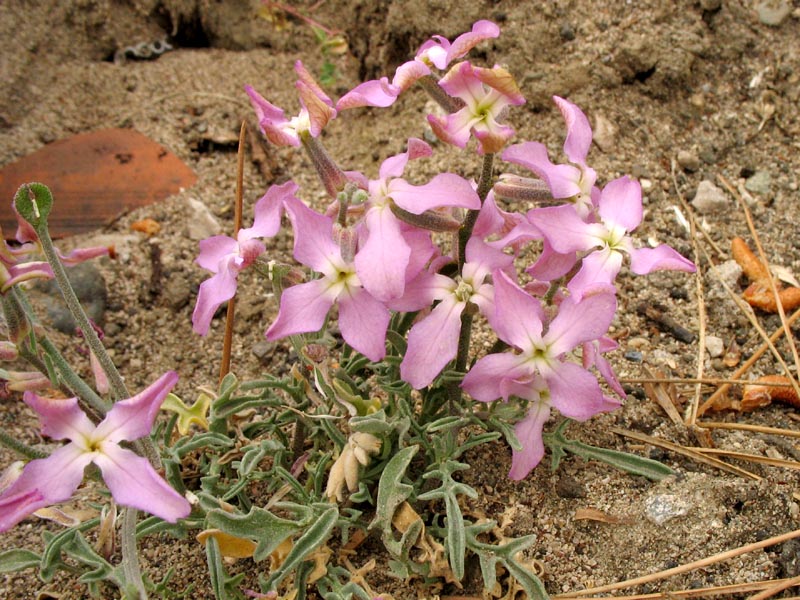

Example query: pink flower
[266,199,390,362]
[354,138,480,301]
[336,21,500,111]
[399,238,512,389]
[427,62,525,154]
[503,96,598,216]
[461,270,618,478]
[192,181,299,334]
[0,371,190,531]
[246,61,336,147]
[530,176,696,300]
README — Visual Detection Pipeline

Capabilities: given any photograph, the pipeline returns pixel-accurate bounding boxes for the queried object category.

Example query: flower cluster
[193,20,695,481]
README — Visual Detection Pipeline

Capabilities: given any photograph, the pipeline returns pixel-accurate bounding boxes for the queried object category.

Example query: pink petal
[490,270,545,351]
[401,297,464,389]
[2,261,54,291]
[285,200,340,273]
[546,292,617,357]
[337,288,390,361]
[461,351,530,402]
[529,205,599,254]
[354,207,410,301]
[546,361,608,420]
[298,81,337,136]
[387,269,439,313]
[94,371,179,443]
[0,443,90,531]
[598,176,642,232]
[553,96,593,166]
[266,280,333,340]
[392,60,431,91]
[629,245,696,275]
[192,261,239,335]
[378,138,432,180]
[427,111,473,149]
[472,65,525,106]
[245,85,300,147]
[244,180,300,239]
[196,236,238,273]
[294,60,334,109]
[336,78,401,110]
[23,393,94,441]
[525,241,577,281]
[473,122,517,155]
[445,20,501,66]
[473,190,525,239]
[94,444,190,522]
[502,142,584,199]
[58,245,111,266]
[388,173,480,214]
[508,401,551,480]
[566,249,623,301]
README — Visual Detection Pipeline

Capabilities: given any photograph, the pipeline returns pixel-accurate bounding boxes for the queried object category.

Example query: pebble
[705,335,724,358]
[592,113,618,152]
[691,180,730,214]
[163,276,191,310]
[707,260,743,299]
[756,1,791,26]
[559,22,575,41]
[645,493,691,525]
[186,197,221,240]
[33,262,108,333]
[624,350,643,363]
[677,150,700,172]
[744,170,771,195]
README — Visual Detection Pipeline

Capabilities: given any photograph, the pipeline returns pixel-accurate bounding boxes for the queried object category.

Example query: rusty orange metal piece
[0,128,196,238]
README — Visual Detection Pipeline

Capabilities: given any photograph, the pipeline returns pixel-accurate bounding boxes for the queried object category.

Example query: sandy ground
[2,0,800,598]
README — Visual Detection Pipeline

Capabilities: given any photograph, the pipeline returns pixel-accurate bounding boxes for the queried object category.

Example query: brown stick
[220,121,246,383]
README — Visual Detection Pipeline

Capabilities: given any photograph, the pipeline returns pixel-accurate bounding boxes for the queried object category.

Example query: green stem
[417,74,465,113]
[36,338,110,415]
[0,428,49,460]
[457,153,495,271]
[35,226,129,402]
[120,507,147,599]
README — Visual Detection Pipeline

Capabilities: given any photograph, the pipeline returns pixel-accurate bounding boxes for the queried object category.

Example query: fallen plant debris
[741,374,800,411]
[731,236,800,313]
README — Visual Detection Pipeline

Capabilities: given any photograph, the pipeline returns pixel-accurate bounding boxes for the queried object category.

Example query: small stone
[559,22,575,41]
[593,113,617,152]
[645,493,691,525]
[691,180,730,214]
[252,340,275,364]
[705,335,724,358]
[556,474,585,499]
[700,0,721,10]
[744,170,772,195]
[677,150,700,172]
[163,276,191,310]
[624,350,643,363]
[707,260,743,299]
[186,198,221,240]
[756,1,791,26]
[33,262,108,333]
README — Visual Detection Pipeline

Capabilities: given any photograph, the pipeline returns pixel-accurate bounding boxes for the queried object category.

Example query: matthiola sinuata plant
[0,20,693,600]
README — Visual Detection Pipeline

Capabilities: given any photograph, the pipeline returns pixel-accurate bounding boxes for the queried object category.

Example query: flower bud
[301,134,349,197]
[332,223,358,263]
[390,204,462,232]
[493,174,554,204]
